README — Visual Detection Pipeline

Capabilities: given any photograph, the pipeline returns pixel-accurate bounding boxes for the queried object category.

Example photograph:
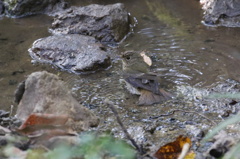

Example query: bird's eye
[126,56,131,60]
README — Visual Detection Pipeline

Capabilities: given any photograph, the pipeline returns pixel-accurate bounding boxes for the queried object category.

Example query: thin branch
[104,99,145,155]
[178,143,190,159]
[150,109,217,126]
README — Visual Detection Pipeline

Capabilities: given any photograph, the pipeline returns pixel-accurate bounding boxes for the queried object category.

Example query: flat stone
[28,34,111,74]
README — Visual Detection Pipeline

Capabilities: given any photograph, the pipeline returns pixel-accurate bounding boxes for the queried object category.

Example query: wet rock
[49,3,130,43]
[0,110,9,118]
[29,34,111,74]
[0,109,21,128]
[0,1,4,15]
[200,0,240,27]
[0,116,21,128]
[0,126,11,135]
[12,69,25,75]
[0,134,30,152]
[177,79,240,116]
[207,131,235,158]
[16,71,99,131]
[3,0,67,18]
[14,81,25,104]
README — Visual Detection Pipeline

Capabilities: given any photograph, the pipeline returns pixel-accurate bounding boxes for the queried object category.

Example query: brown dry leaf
[140,51,152,66]
[18,113,69,135]
[154,135,192,159]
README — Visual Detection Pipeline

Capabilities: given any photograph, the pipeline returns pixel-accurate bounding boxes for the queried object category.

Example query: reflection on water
[1,0,240,111]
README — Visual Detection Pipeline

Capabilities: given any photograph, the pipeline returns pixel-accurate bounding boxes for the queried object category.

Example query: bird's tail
[138,89,172,106]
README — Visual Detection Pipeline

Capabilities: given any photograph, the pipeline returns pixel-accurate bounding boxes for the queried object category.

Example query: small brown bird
[121,51,172,105]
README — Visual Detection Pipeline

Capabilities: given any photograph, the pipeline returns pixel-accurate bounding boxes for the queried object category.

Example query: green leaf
[224,142,240,159]
[45,145,72,159]
[208,93,240,99]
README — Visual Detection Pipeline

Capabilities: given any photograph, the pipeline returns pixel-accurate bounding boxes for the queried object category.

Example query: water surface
[0,0,240,113]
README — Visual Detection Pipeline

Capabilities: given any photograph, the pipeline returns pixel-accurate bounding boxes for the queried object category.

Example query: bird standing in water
[121,51,172,105]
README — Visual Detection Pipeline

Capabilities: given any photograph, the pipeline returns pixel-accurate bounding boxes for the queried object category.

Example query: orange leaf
[154,135,191,159]
[18,113,68,133]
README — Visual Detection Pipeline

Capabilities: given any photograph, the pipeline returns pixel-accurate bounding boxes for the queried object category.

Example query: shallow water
[1,0,240,154]
[0,2,239,109]
[1,0,240,110]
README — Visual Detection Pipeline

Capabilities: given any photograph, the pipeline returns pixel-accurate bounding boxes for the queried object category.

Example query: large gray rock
[3,0,67,17]
[200,0,240,27]
[49,3,130,43]
[28,34,111,74]
[16,71,99,131]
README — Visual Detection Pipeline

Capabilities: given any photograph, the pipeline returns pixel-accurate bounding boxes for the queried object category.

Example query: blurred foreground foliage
[204,93,240,159]
[4,132,136,159]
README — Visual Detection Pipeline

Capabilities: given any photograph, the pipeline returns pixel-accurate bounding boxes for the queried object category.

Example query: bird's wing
[124,73,160,95]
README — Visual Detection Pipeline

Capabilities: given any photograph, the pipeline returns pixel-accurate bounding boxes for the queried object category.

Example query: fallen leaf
[16,113,77,146]
[154,135,191,159]
[18,113,69,134]
[184,151,196,159]
[140,51,152,66]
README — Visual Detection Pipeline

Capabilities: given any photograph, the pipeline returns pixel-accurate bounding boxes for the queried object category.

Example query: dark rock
[12,69,25,75]
[0,110,9,118]
[0,1,4,15]
[28,34,111,74]
[14,81,25,104]
[0,110,21,129]
[207,131,235,158]
[16,71,99,131]
[8,79,17,85]
[49,3,130,43]
[12,119,22,127]
[0,135,30,150]
[0,137,7,146]
[201,0,240,27]
[14,141,30,151]
[3,0,67,18]
[209,149,224,158]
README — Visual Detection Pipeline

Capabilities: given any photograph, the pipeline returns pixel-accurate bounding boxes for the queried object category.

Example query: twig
[178,143,190,159]
[9,105,14,117]
[104,99,145,155]
[150,109,217,126]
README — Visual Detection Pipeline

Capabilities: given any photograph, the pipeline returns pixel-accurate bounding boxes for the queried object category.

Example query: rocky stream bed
[1,0,240,158]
